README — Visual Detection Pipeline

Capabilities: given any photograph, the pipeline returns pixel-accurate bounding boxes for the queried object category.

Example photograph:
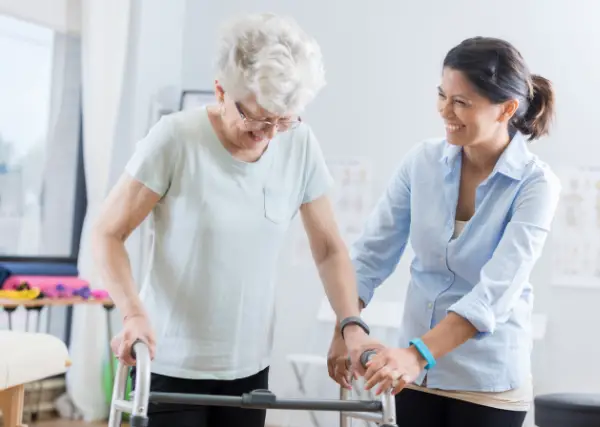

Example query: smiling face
[215,82,301,151]
[437,67,518,147]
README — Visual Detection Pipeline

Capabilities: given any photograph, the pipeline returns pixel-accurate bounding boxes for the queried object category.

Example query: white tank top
[408,220,532,411]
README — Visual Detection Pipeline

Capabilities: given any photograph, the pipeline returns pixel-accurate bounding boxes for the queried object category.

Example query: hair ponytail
[512,74,555,141]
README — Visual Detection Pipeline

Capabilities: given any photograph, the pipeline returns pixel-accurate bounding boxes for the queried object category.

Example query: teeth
[445,124,463,132]
[250,132,263,141]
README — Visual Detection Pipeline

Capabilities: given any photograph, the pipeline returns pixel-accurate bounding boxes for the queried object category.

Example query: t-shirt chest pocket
[263,182,296,224]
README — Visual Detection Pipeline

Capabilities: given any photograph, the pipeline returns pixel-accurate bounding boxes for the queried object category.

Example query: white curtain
[66,0,132,421]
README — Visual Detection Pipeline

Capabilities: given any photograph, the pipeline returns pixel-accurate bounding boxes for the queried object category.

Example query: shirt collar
[440,132,533,181]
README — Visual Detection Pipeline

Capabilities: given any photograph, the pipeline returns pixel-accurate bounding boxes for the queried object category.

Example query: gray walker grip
[346,348,377,368]
[360,349,377,367]
[108,343,397,427]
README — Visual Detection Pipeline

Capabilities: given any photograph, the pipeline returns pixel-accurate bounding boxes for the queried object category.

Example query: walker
[108,341,397,426]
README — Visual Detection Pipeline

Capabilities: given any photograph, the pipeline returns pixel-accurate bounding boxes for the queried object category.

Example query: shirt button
[427,302,433,309]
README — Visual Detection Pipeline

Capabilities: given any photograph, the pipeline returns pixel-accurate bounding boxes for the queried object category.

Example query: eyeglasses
[234,102,302,132]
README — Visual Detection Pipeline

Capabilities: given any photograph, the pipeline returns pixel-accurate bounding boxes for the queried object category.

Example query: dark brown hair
[443,37,555,141]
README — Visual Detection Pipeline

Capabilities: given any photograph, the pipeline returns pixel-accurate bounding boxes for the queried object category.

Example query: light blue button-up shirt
[352,132,561,392]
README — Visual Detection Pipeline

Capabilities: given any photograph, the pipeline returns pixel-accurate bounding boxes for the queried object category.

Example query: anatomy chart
[292,158,374,266]
[551,166,600,287]
[328,157,374,241]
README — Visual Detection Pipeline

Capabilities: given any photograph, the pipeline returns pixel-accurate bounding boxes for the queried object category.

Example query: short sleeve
[301,126,334,204]
[125,116,179,197]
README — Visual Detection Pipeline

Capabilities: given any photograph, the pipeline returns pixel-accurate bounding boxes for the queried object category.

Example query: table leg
[0,385,25,427]
[31,306,45,423]
[36,306,42,332]
[64,305,73,346]
[46,306,52,333]
[4,306,17,330]
[105,303,116,382]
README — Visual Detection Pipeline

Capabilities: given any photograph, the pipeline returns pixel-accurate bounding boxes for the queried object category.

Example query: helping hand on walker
[107,340,398,427]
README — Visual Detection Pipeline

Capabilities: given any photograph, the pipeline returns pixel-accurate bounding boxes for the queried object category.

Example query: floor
[35,420,280,427]
[35,422,109,427]
[35,422,280,427]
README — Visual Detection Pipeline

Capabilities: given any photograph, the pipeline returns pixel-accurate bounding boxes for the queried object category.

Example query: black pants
[131,367,269,427]
[395,388,527,427]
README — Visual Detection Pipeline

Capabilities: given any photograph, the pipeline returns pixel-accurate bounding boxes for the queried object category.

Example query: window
[0,14,83,259]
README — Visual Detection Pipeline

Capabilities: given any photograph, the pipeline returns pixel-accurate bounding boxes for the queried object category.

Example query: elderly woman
[93,13,379,427]
[328,37,561,427]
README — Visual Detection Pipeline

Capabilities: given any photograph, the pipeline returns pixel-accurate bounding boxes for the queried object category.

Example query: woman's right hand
[111,313,156,366]
[327,330,353,389]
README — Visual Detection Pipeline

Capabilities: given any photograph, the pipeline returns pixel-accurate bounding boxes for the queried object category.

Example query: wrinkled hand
[327,326,386,389]
[111,313,156,366]
[364,347,427,395]
[344,327,386,377]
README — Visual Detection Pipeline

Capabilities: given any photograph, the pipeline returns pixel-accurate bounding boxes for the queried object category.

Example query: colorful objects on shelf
[1,275,111,301]
[0,288,41,300]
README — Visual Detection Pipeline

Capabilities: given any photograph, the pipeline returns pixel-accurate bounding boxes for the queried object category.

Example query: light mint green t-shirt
[125,107,333,380]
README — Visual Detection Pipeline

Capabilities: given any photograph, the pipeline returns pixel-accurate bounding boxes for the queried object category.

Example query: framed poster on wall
[179,90,216,111]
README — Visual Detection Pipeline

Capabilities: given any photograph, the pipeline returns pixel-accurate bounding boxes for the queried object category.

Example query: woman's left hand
[363,347,427,395]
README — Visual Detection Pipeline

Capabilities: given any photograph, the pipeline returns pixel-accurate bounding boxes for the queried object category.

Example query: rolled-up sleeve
[448,168,562,338]
[351,146,419,306]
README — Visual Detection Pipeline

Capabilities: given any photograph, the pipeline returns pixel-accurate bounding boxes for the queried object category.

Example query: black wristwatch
[339,316,370,339]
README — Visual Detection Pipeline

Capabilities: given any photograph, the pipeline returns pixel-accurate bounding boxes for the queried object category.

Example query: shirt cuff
[447,292,495,339]
[357,280,375,308]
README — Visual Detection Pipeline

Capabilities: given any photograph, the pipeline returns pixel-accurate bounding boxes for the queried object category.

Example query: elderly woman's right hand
[111,313,156,366]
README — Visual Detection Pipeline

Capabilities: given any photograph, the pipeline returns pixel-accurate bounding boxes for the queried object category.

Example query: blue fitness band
[409,338,436,370]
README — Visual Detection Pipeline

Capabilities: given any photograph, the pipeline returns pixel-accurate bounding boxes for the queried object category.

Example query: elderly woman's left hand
[363,347,427,395]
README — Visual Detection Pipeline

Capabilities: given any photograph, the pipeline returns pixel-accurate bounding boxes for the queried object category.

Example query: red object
[91,289,110,299]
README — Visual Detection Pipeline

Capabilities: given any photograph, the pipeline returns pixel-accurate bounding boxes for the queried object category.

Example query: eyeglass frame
[234,101,302,131]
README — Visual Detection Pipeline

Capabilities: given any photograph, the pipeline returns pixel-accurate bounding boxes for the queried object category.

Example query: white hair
[215,13,326,115]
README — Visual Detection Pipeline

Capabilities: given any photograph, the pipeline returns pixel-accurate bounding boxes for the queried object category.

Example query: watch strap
[409,338,436,370]
[339,316,370,339]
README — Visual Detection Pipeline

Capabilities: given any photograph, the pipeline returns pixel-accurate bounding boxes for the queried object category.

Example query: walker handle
[360,349,377,367]
[130,338,146,359]
[346,349,379,369]
[108,339,152,427]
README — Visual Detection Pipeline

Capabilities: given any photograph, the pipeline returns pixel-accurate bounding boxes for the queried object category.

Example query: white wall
[0,0,80,34]
[178,1,600,426]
